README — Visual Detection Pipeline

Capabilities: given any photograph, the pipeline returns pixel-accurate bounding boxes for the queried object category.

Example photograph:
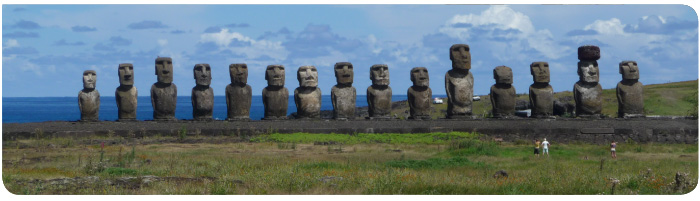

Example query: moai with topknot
[226,63,252,120]
[367,64,392,119]
[294,65,321,119]
[616,61,644,118]
[79,70,100,121]
[115,63,137,121]
[331,62,356,120]
[262,65,289,120]
[445,44,474,119]
[489,66,515,118]
[529,62,554,118]
[407,67,432,120]
[573,45,603,118]
[151,57,177,121]
[191,64,213,121]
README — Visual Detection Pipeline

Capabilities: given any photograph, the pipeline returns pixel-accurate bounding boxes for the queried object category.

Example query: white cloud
[199,29,289,61]
[4,39,20,48]
[157,39,168,46]
[584,18,625,35]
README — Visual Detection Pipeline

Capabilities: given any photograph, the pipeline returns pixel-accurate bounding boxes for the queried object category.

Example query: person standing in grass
[610,141,617,159]
[534,139,540,157]
[541,138,550,157]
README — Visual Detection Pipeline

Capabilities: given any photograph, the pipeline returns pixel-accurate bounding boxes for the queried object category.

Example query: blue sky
[2,4,698,97]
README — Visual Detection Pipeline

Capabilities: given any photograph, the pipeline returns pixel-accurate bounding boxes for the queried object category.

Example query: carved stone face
[410,67,429,87]
[530,62,550,83]
[370,64,390,86]
[83,70,96,89]
[334,62,354,85]
[229,63,248,84]
[297,65,318,88]
[118,63,134,86]
[577,61,599,83]
[450,44,471,70]
[155,57,173,84]
[193,63,211,86]
[619,61,639,80]
[265,65,285,87]
[493,66,513,84]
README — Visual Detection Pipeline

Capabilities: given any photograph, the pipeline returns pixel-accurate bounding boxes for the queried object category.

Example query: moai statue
[79,70,100,121]
[226,63,252,120]
[294,66,322,119]
[573,45,603,118]
[262,65,289,120]
[445,44,474,119]
[115,63,137,121]
[191,64,213,121]
[331,62,356,120]
[489,66,515,118]
[616,61,644,118]
[367,64,392,119]
[529,62,554,118]
[407,67,432,120]
[150,57,177,121]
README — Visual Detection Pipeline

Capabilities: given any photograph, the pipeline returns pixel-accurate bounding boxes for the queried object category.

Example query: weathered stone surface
[490,66,515,118]
[116,63,137,121]
[151,57,177,121]
[408,67,432,120]
[226,63,252,120]
[192,64,213,121]
[262,65,288,120]
[617,61,644,118]
[529,62,553,118]
[445,44,474,118]
[79,70,100,121]
[574,46,602,117]
[331,62,356,120]
[367,64,392,118]
[294,65,321,119]
[578,45,600,60]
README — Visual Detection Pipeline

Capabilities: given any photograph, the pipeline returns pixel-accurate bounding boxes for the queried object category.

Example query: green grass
[251,132,481,145]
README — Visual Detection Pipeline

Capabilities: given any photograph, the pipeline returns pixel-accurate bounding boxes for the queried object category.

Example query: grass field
[2,132,697,194]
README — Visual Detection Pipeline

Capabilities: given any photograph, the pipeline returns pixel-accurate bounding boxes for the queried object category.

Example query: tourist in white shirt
[541,138,551,156]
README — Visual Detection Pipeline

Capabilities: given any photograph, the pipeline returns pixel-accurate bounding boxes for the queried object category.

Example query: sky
[1,3,698,97]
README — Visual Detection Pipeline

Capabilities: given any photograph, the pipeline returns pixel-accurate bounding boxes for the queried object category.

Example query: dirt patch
[14,175,218,192]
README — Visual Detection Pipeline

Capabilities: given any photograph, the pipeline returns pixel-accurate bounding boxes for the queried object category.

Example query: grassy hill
[390,80,698,119]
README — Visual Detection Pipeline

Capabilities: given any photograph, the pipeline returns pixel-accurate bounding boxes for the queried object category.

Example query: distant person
[534,139,540,157]
[542,138,550,157]
[611,141,617,159]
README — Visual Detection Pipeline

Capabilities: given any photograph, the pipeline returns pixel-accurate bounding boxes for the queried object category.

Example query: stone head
[297,65,318,88]
[619,61,639,80]
[193,63,212,86]
[265,65,285,87]
[118,63,134,86]
[493,66,513,84]
[334,62,354,85]
[577,60,599,83]
[229,63,248,85]
[370,64,390,86]
[83,70,97,89]
[530,62,550,83]
[450,44,471,70]
[410,67,429,87]
[155,57,173,84]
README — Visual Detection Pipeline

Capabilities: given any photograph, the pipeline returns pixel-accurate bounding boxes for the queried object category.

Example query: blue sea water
[2,95,446,123]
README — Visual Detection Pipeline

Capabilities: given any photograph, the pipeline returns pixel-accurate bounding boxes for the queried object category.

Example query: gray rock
[331,62,356,120]
[490,66,515,118]
[151,57,177,121]
[367,64,392,119]
[262,65,288,120]
[578,45,601,61]
[617,61,644,118]
[116,63,137,121]
[191,64,213,121]
[294,65,321,119]
[529,62,553,118]
[226,63,252,120]
[79,70,100,122]
[445,44,474,118]
[574,46,602,117]
[407,67,432,120]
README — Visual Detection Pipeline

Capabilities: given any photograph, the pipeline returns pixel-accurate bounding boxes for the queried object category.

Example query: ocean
[2,95,446,123]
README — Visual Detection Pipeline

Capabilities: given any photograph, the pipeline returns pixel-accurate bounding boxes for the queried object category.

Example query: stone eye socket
[206,67,211,71]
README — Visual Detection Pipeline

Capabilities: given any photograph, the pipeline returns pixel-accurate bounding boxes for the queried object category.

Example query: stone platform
[2,118,697,144]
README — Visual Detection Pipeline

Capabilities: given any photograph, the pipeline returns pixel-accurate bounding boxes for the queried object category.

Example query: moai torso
[151,57,177,120]
[331,62,356,120]
[226,63,252,120]
[408,87,432,119]
[295,88,322,118]
[79,70,100,121]
[367,86,392,118]
[529,62,553,118]
[616,61,644,118]
[574,46,602,117]
[263,87,289,119]
[445,44,474,118]
[191,64,213,121]
[116,63,137,121]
